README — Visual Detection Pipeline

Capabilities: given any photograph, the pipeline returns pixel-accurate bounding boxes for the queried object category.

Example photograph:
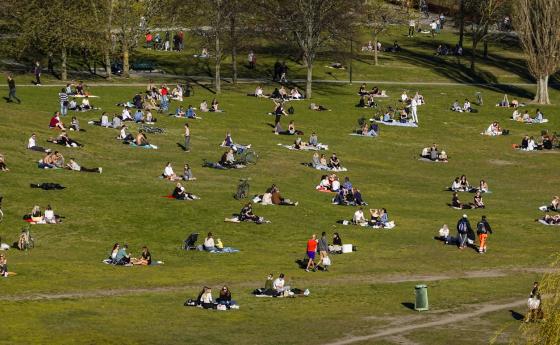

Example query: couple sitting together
[220,132,251,153]
[270,86,304,100]
[450,99,475,112]
[448,176,489,193]
[450,191,485,209]
[199,232,238,253]
[350,207,394,228]
[104,243,154,266]
[162,162,196,181]
[483,122,508,136]
[185,286,238,310]
[538,214,560,225]
[175,105,199,119]
[171,182,199,200]
[119,128,157,149]
[25,205,60,224]
[355,119,378,137]
[311,153,346,172]
[199,98,222,112]
[420,143,448,162]
[289,132,327,150]
[512,109,547,123]
[252,184,298,206]
[38,151,64,169]
[358,84,387,97]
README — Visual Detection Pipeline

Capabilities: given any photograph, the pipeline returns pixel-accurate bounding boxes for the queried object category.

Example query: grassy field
[0,24,559,345]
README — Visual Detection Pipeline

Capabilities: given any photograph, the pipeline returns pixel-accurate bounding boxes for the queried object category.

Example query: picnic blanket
[304,163,347,172]
[510,118,549,124]
[539,206,558,212]
[349,133,377,138]
[338,220,396,229]
[128,143,158,149]
[208,247,239,253]
[374,120,418,128]
[418,157,447,163]
[538,219,560,226]
[277,143,328,151]
[72,94,99,98]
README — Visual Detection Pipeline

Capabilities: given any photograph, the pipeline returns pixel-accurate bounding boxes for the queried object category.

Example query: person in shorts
[306,234,318,272]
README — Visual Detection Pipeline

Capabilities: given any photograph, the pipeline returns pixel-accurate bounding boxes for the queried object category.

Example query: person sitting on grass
[197,287,216,309]
[49,112,66,130]
[329,233,343,253]
[66,158,102,173]
[130,246,152,265]
[273,273,291,294]
[219,148,236,168]
[463,99,473,112]
[216,286,237,307]
[352,207,367,225]
[135,130,151,146]
[48,131,83,148]
[0,253,11,277]
[329,153,341,170]
[162,162,182,181]
[278,120,303,136]
[472,191,485,208]
[203,232,216,251]
[451,192,473,209]
[38,151,59,169]
[30,205,43,222]
[121,107,133,121]
[28,133,50,153]
[183,163,196,181]
[239,202,260,222]
[478,180,489,193]
[270,184,298,206]
[186,105,198,118]
[290,87,303,100]
[309,103,329,111]
[210,98,221,112]
[106,243,120,263]
[0,154,8,172]
[484,122,503,136]
[437,224,451,244]
[43,205,59,224]
[134,109,145,123]
[221,132,251,153]
[175,106,186,117]
[459,175,471,191]
[539,214,560,225]
[311,153,329,170]
[171,182,198,200]
[69,116,82,131]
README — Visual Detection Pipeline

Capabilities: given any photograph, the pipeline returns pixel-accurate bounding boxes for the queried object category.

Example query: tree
[264,0,360,98]
[227,0,255,84]
[364,0,407,66]
[465,0,503,71]
[513,0,560,104]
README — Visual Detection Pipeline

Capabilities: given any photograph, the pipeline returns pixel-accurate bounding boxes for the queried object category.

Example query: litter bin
[414,284,429,311]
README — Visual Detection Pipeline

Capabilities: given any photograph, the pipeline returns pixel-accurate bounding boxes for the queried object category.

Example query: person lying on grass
[171,182,198,200]
[0,153,8,172]
[48,131,83,147]
[220,131,251,153]
[130,246,152,265]
[28,133,51,153]
[538,214,560,225]
[49,112,66,130]
[66,158,102,173]
[162,162,182,181]
[309,103,329,111]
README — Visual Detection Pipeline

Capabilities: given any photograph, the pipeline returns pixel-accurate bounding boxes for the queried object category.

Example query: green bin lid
[415,284,427,289]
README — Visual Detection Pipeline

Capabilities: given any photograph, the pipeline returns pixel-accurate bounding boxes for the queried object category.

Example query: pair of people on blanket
[420,143,447,161]
[29,205,59,223]
[317,174,342,192]
[451,191,485,209]
[332,187,365,206]
[293,132,320,149]
[353,207,390,227]
[171,182,197,200]
[107,243,151,265]
[258,184,298,206]
[512,109,545,123]
[163,162,195,181]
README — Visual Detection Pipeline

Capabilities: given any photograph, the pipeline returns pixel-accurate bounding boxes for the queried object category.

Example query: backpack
[287,106,295,115]
[458,221,467,233]
[477,222,486,234]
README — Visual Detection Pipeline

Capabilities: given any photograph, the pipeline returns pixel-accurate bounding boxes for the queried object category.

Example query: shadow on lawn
[401,302,416,310]
[509,310,525,321]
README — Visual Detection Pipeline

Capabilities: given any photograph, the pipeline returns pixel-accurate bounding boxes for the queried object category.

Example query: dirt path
[0,267,552,302]
[324,299,526,345]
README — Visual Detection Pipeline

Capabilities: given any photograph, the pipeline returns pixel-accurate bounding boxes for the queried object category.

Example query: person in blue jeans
[216,286,237,307]
[456,214,473,249]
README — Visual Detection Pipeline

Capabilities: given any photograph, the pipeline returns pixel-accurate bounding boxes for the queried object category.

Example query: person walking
[59,88,68,116]
[6,74,21,104]
[456,214,472,249]
[476,215,493,253]
[316,232,329,271]
[33,61,42,85]
[410,97,418,123]
[183,123,190,152]
[430,20,437,38]
[305,234,318,272]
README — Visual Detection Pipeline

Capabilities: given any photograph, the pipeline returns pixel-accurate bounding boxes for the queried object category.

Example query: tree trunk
[306,61,313,99]
[61,47,67,81]
[230,15,237,84]
[459,0,465,47]
[534,75,550,104]
[105,0,113,80]
[373,34,378,66]
[104,50,112,80]
[483,26,489,59]
[470,27,477,71]
[215,35,221,94]
[123,46,130,78]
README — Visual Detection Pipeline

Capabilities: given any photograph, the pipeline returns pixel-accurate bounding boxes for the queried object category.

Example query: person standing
[6,74,21,104]
[476,215,493,253]
[410,97,418,123]
[183,123,190,152]
[305,234,318,272]
[316,232,329,271]
[59,88,68,116]
[525,282,544,322]
[34,61,41,85]
[430,20,437,38]
[408,18,416,37]
[456,214,472,249]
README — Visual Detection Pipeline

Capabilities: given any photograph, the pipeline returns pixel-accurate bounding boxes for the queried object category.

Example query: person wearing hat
[456,214,473,249]
[476,216,493,253]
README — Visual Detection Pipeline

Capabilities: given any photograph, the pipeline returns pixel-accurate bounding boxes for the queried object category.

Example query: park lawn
[0,81,558,344]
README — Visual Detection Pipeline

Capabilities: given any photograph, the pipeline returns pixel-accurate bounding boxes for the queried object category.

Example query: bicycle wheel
[0,209,3,223]
[243,150,258,165]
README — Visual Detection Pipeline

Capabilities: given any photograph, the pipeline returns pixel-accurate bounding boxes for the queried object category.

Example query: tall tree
[465,0,502,71]
[227,0,255,84]
[364,0,407,66]
[513,0,560,104]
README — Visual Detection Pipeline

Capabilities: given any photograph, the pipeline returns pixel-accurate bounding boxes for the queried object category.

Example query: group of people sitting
[355,119,379,137]
[420,143,448,162]
[483,122,507,136]
[269,86,304,100]
[518,131,557,151]
[253,273,309,297]
[538,214,560,225]
[351,207,393,228]
[450,191,485,209]
[38,151,65,169]
[537,196,560,225]
[68,96,95,112]
[290,132,327,150]
[450,99,475,112]
[358,84,387,98]
[162,162,195,181]
[448,176,489,193]
[512,109,547,123]
[118,128,157,149]
[104,243,154,266]
[25,205,60,224]
[316,176,365,206]
[185,286,239,310]
[310,153,346,172]
[252,184,298,206]
[171,182,199,200]
[496,94,524,108]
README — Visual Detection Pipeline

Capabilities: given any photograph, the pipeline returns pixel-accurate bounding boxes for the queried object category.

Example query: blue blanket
[374,120,418,128]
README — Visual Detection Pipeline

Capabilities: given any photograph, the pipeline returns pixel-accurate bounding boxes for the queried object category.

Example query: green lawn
[0,79,558,344]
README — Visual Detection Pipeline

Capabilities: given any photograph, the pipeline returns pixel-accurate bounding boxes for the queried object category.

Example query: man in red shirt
[306,234,318,272]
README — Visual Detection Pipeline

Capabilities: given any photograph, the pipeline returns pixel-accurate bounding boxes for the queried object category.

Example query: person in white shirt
[81,97,91,110]
[203,232,216,250]
[261,192,273,205]
[430,20,437,37]
[121,107,132,121]
[255,86,264,97]
[100,113,110,127]
[273,273,290,294]
[408,19,416,37]
[27,134,49,152]
[163,162,180,181]
[200,100,209,112]
[463,99,471,112]
[527,136,536,150]
[331,178,341,192]
[44,205,57,224]
[410,98,418,123]
[401,91,408,102]
[353,208,367,225]
[438,224,450,243]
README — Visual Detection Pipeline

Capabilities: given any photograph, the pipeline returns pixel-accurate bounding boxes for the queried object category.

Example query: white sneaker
[98,167,103,174]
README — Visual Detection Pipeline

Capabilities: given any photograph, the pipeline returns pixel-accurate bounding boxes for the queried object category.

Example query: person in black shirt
[131,246,152,265]
[6,74,21,104]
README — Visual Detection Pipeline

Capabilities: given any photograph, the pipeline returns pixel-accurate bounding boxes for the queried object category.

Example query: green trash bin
[414,284,429,311]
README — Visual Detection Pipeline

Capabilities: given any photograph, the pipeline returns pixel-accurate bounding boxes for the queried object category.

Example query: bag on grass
[288,106,295,115]
[322,256,331,266]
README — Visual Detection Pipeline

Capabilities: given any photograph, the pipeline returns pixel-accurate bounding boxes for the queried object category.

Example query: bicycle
[0,196,3,223]
[139,124,166,134]
[235,149,258,165]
